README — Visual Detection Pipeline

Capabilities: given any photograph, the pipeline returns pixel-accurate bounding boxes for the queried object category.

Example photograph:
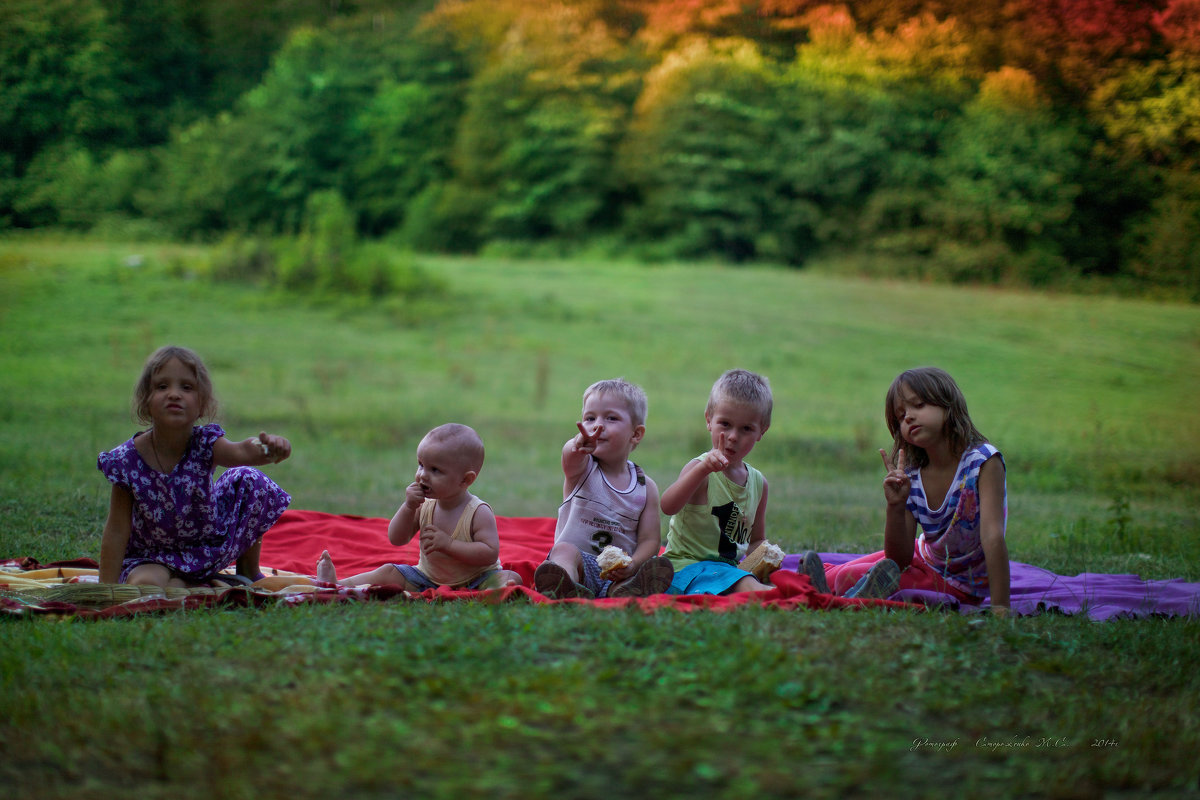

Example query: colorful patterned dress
[909,443,1006,597]
[98,423,291,582]
[823,443,1006,601]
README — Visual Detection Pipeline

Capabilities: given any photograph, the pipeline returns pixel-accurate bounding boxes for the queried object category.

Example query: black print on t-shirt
[711,501,749,561]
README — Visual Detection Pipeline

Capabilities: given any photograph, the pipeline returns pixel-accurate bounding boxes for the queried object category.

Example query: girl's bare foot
[316,550,338,583]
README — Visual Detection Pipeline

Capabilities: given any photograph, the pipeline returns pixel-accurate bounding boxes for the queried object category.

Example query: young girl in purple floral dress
[98,346,293,588]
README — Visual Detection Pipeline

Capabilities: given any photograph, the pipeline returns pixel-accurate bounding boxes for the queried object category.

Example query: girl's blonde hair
[884,367,986,469]
[133,345,217,425]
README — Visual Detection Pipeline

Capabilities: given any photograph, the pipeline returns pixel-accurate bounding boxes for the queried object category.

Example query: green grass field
[2,238,1199,798]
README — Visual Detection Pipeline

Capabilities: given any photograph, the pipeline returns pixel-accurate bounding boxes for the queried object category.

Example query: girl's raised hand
[258,431,291,463]
[880,447,910,506]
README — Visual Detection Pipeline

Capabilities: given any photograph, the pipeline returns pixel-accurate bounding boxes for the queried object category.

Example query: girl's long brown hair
[884,367,986,470]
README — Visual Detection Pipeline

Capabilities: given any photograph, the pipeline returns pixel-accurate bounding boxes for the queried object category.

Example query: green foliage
[3,0,1198,297]
[927,71,1085,284]
[14,144,156,231]
[781,11,982,266]
[141,111,246,234]
[349,21,471,235]
[621,39,787,261]
[1122,170,1200,301]
[208,233,277,284]
[774,66,895,260]
[1088,54,1200,297]
[149,21,391,237]
[447,3,639,244]
[396,181,490,253]
[0,0,135,158]
[96,0,385,127]
[1091,54,1200,170]
[0,0,135,225]
[0,0,376,228]
[297,189,358,292]
[93,0,212,144]
[210,191,445,301]
[213,25,377,233]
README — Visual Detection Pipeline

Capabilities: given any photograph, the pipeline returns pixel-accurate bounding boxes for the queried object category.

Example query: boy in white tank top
[535,379,673,598]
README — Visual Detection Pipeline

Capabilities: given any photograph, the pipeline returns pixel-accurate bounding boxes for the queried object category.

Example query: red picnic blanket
[259,509,883,611]
[0,510,910,618]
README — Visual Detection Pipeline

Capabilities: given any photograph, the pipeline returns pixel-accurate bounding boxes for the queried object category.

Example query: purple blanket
[780,553,1200,620]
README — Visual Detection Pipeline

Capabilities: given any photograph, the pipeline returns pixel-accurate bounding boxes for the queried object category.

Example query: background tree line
[3,0,1198,297]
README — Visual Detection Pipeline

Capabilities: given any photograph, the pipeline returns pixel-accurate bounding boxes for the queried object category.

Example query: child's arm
[744,477,769,554]
[880,448,917,567]
[420,503,502,566]
[98,485,133,584]
[213,431,292,468]
[978,455,1010,615]
[561,422,598,497]
[625,477,663,572]
[660,435,729,515]
[387,482,426,545]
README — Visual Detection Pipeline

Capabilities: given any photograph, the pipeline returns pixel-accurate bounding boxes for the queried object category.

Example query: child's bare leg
[253,575,317,591]
[125,563,187,588]
[726,574,774,594]
[479,569,523,589]
[544,542,583,580]
[324,560,412,589]
[236,540,263,579]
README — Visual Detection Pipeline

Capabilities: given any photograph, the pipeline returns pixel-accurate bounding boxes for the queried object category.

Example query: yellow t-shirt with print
[663,459,764,571]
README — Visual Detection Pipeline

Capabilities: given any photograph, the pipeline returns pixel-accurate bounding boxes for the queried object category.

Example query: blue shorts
[668,561,753,596]
[395,564,500,591]
[578,551,614,598]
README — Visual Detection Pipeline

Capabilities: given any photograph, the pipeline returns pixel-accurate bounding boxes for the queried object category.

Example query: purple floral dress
[98,423,291,582]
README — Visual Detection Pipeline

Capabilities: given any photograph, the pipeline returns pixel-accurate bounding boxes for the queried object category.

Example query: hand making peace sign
[574,421,601,454]
[879,447,911,507]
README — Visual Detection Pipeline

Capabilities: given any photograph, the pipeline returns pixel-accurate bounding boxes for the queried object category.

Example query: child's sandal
[534,562,592,599]
[212,573,254,588]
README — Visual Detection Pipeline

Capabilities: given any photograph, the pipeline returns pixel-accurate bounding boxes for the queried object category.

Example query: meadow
[1,238,1198,798]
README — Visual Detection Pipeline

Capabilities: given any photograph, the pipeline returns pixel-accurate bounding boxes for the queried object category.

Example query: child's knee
[729,575,772,594]
[480,569,523,589]
[377,564,407,585]
[546,542,581,565]
[126,563,171,587]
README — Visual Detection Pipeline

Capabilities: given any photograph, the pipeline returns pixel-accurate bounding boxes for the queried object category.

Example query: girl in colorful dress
[818,367,1009,613]
[98,345,292,587]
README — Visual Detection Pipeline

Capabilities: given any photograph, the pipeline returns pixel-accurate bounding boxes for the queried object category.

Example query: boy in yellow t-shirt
[661,369,777,595]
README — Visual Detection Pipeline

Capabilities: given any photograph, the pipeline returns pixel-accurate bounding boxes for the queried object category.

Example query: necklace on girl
[149,429,169,473]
